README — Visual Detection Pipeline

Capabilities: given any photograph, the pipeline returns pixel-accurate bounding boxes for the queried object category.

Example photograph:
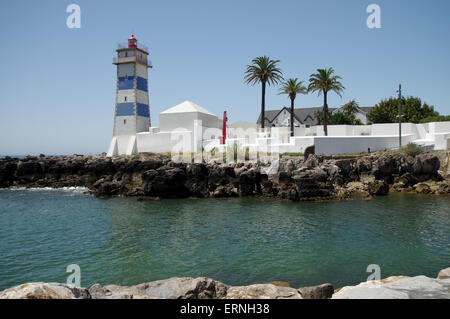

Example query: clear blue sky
[0,0,449,155]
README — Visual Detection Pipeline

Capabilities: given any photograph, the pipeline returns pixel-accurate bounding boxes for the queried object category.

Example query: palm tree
[244,56,283,130]
[279,78,307,136]
[341,100,360,116]
[308,68,345,136]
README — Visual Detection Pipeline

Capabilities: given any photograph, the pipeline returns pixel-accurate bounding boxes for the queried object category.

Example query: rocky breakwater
[1,267,449,299]
[0,151,448,200]
[0,277,332,299]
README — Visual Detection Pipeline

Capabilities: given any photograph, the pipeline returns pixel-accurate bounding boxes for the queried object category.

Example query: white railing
[117,42,149,52]
[113,55,152,67]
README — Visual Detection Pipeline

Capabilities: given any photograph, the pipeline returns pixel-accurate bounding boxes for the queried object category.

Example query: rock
[239,169,260,196]
[268,281,291,287]
[333,286,409,299]
[88,283,133,299]
[223,284,302,299]
[304,145,315,160]
[0,161,17,187]
[413,153,440,175]
[367,180,389,196]
[0,151,446,201]
[16,161,44,183]
[332,275,450,299]
[414,183,431,194]
[89,277,228,299]
[334,159,353,179]
[298,283,334,299]
[437,181,450,194]
[345,181,367,194]
[303,155,319,169]
[372,154,401,181]
[0,282,90,299]
[437,267,450,280]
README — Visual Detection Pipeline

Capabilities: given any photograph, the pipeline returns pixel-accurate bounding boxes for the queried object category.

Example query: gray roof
[257,106,335,126]
[257,106,374,125]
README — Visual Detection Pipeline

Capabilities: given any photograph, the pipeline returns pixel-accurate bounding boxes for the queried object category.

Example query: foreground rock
[437,267,450,280]
[2,268,449,299]
[332,276,450,299]
[89,277,228,299]
[298,283,334,299]
[223,284,302,299]
[1,151,448,201]
[0,282,90,299]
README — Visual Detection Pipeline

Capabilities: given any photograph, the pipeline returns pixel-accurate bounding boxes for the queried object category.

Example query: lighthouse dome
[128,34,137,48]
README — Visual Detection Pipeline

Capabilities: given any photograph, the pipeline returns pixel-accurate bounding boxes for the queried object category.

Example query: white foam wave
[4,186,89,194]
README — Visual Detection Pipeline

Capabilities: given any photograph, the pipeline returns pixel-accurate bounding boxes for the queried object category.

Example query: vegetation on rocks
[400,142,424,157]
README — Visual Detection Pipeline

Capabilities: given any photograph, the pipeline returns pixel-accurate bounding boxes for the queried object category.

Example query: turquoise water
[0,189,449,290]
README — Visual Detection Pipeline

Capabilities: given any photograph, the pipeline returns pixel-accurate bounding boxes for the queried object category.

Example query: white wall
[429,121,450,134]
[114,115,136,136]
[371,123,417,137]
[136,64,148,79]
[137,131,193,153]
[433,133,450,150]
[314,134,415,155]
[159,112,219,133]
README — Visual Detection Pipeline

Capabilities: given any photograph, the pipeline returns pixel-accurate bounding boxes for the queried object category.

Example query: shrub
[419,115,450,123]
[401,142,423,157]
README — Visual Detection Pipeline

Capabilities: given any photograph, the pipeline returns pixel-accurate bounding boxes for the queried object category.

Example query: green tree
[315,109,362,126]
[244,56,284,129]
[308,68,345,136]
[279,78,307,136]
[340,100,360,115]
[419,115,450,123]
[368,96,439,123]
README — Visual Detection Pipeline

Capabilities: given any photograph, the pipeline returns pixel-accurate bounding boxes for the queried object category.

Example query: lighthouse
[107,35,152,156]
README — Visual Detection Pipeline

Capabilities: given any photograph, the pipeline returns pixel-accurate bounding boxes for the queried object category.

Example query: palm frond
[244,56,284,86]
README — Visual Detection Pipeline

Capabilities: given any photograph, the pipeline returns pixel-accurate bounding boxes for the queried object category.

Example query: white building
[135,100,221,154]
[106,37,449,157]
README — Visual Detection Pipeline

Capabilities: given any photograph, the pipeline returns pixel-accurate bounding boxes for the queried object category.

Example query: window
[124,96,127,102]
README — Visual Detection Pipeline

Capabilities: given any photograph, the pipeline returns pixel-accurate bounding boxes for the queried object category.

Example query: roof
[257,106,374,125]
[161,100,216,116]
[257,106,336,126]
[359,106,374,114]
[228,121,258,129]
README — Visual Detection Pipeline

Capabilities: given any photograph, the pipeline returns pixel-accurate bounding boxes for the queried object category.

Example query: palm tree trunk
[323,90,328,136]
[261,81,266,130]
[290,97,295,137]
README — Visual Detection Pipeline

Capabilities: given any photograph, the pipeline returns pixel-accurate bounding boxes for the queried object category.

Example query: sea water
[0,188,448,290]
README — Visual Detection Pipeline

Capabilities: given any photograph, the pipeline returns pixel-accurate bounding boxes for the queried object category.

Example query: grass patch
[400,142,424,157]
[281,152,304,157]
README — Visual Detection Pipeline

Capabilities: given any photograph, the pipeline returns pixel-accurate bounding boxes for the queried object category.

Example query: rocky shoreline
[1,151,449,200]
[0,267,449,299]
